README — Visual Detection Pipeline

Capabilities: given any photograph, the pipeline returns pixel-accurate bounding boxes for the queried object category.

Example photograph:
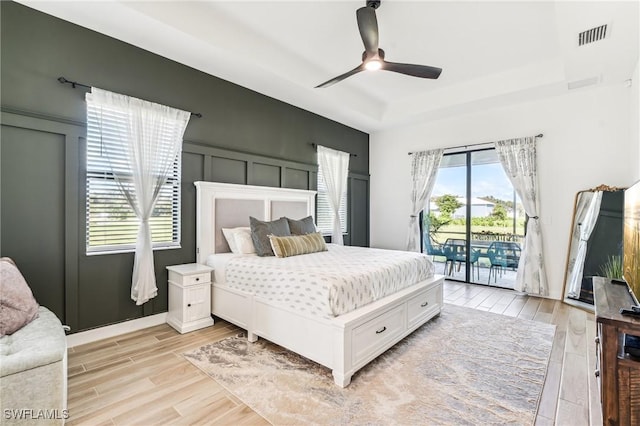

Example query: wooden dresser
[594,277,640,425]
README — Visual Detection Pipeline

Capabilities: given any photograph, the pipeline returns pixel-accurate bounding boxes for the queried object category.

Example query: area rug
[184,305,555,425]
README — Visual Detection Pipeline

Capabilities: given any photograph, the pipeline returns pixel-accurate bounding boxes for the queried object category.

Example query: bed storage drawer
[352,304,405,366]
[407,285,441,328]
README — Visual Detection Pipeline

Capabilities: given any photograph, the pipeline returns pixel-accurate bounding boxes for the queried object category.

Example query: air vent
[568,76,600,90]
[578,24,608,46]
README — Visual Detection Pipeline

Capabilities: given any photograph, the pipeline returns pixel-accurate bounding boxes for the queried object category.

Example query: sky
[432,152,519,204]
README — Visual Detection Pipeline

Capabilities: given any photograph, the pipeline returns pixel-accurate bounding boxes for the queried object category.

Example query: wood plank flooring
[66,280,601,425]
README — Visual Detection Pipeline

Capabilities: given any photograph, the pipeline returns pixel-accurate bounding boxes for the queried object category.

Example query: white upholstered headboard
[194,181,316,264]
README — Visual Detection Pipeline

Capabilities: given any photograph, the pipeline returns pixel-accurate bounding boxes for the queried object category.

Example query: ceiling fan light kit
[316,0,442,88]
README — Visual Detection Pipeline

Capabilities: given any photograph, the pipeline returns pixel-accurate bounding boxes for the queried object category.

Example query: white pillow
[222,227,255,254]
[233,229,256,254]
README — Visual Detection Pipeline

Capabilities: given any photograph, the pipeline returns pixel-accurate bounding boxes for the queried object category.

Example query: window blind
[86,104,181,253]
[316,166,347,234]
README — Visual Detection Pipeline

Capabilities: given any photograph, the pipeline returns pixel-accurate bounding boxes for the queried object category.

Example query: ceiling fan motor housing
[362,49,385,62]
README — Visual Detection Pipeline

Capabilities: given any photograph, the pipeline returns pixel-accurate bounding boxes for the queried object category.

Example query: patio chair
[487,241,521,284]
[424,236,445,258]
[442,239,480,279]
[424,236,449,274]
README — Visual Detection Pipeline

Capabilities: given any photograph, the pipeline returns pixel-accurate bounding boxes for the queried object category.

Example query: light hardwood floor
[66,280,601,425]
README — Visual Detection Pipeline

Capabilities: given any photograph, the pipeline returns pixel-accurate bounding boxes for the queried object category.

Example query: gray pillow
[285,216,316,236]
[250,216,291,256]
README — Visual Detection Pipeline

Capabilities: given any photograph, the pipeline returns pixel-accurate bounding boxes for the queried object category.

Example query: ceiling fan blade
[382,61,442,79]
[315,64,365,88]
[356,6,379,56]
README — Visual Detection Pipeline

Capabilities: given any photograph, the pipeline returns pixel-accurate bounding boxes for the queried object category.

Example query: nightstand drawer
[184,272,210,286]
[168,270,211,286]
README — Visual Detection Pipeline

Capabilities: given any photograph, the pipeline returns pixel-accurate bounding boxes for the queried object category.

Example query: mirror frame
[562,184,625,311]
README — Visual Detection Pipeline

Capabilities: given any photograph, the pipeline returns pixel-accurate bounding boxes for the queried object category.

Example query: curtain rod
[57,77,203,118]
[407,133,543,155]
[310,143,357,157]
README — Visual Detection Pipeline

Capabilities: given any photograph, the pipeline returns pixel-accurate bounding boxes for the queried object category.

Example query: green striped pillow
[269,232,327,258]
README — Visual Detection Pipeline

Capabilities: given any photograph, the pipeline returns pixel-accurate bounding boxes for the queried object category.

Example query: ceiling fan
[315,0,442,88]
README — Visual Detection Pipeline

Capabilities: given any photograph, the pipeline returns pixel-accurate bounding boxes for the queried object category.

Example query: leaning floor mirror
[563,184,625,311]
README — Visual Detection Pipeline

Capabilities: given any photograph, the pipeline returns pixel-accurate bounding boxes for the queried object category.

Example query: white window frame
[316,165,348,235]
[85,107,181,255]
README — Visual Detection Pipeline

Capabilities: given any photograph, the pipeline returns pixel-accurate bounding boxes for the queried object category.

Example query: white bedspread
[222,244,435,318]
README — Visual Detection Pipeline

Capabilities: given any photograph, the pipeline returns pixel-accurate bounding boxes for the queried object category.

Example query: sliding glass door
[423,148,524,289]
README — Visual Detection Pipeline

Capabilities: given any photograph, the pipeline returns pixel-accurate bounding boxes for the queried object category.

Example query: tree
[425,212,450,241]
[491,203,508,221]
[434,194,463,219]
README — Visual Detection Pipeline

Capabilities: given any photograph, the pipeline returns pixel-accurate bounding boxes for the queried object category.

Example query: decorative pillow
[233,229,256,254]
[222,227,242,253]
[285,216,317,236]
[0,257,39,337]
[269,232,328,258]
[222,227,255,254]
[250,217,291,256]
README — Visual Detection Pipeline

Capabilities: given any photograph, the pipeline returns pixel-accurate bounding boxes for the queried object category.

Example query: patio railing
[471,231,524,244]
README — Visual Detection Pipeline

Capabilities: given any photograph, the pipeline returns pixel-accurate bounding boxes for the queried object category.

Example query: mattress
[209,244,435,318]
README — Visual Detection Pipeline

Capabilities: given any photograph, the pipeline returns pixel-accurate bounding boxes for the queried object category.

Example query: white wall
[631,59,640,181]
[370,82,636,300]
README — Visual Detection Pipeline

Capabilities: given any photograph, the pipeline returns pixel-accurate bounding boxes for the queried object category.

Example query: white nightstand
[166,263,214,333]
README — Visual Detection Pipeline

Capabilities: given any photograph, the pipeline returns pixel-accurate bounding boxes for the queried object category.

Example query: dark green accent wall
[0,2,369,332]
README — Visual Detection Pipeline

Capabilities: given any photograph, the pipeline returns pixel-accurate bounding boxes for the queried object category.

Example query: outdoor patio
[430,256,518,289]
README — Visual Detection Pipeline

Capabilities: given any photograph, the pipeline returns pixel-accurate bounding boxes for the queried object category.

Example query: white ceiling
[18,0,640,133]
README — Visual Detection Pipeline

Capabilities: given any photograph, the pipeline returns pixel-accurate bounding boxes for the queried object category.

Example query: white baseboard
[66,313,168,348]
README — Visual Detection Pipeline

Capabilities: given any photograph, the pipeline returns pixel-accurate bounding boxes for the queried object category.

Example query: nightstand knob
[195,277,200,281]
[187,303,192,307]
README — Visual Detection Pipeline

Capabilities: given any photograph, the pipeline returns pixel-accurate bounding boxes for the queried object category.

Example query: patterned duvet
[223,244,435,318]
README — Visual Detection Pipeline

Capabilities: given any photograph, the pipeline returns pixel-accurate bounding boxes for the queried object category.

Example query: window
[85,103,181,254]
[316,163,348,234]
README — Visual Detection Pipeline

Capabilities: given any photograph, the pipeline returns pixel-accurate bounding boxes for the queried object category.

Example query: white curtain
[317,145,350,245]
[86,88,190,305]
[566,191,603,298]
[406,149,443,252]
[495,136,548,295]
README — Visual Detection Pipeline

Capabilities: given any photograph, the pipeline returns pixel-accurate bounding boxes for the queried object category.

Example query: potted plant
[600,255,623,279]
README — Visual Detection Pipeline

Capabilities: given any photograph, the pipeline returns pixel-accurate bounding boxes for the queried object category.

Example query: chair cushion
[0,258,39,337]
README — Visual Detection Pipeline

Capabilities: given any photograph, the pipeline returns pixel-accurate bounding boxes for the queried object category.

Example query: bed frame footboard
[211,275,444,387]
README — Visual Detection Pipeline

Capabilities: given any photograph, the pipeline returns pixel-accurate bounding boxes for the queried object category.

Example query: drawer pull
[420,301,429,307]
[195,277,200,281]
[375,326,387,334]
[594,369,600,378]
[187,303,192,307]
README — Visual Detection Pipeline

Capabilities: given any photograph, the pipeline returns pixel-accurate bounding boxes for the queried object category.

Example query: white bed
[195,181,444,387]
